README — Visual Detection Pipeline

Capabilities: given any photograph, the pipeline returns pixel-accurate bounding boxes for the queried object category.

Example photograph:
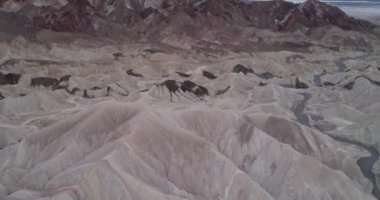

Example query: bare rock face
[31,0,95,32]
[278,0,375,31]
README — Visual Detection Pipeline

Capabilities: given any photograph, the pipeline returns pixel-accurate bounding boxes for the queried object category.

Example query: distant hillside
[0,0,376,38]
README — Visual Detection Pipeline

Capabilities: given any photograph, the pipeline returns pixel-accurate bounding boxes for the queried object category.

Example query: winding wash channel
[303,53,380,199]
[313,52,372,86]
[293,91,380,199]
[334,53,371,72]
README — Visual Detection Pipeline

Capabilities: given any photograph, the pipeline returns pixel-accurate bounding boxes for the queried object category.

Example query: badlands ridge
[0,0,380,199]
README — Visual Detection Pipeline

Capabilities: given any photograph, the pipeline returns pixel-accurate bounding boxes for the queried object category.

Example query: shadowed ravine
[335,53,372,72]
[330,135,380,199]
[293,84,380,200]
[314,52,372,87]
[334,53,380,199]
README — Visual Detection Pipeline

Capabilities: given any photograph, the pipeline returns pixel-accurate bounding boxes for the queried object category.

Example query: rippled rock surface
[0,0,380,200]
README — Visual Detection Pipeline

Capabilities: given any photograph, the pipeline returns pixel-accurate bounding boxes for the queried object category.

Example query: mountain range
[0,0,377,37]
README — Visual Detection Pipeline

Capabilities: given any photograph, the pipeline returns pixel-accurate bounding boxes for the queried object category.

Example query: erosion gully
[295,52,380,199]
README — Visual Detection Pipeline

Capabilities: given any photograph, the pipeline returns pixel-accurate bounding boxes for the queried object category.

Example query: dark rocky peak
[31,0,96,32]
[298,0,351,23]
[277,0,370,31]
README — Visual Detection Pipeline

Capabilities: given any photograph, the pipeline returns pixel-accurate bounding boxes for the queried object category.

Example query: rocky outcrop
[160,79,209,100]
[232,64,253,75]
[31,77,59,88]
[127,69,144,77]
[202,70,217,79]
[0,72,21,85]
